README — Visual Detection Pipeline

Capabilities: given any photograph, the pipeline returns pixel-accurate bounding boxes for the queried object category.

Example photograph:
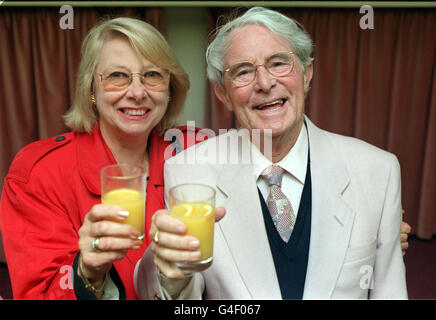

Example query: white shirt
[251,124,308,218]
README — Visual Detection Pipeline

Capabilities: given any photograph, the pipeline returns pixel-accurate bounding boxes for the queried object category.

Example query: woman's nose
[126,75,147,101]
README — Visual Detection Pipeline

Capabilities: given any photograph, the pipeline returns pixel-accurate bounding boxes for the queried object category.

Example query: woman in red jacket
[0,17,196,300]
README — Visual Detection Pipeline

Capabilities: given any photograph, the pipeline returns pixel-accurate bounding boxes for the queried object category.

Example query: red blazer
[0,125,205,299]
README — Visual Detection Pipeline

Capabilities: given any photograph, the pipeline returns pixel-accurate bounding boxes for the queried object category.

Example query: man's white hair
[206,7,314,87]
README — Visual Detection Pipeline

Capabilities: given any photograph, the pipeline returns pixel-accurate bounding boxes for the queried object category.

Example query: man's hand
[150,207,226,279]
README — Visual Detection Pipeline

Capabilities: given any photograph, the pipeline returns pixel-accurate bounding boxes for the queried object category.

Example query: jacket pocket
[333,239,377,299]
[343,237,377,265]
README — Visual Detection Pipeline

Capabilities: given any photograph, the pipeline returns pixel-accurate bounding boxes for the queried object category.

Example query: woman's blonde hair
[63,17,189,135]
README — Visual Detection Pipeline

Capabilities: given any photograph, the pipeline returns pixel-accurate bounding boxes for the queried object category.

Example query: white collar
[250,123,308,184]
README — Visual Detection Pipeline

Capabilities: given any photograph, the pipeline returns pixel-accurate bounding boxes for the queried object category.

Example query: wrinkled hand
[150,207,226,280]
[78,204,143,285]
[400,220,412,256]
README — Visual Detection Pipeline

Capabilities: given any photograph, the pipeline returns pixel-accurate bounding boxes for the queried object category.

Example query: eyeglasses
[98,70,170,92]
[224,51,295,88]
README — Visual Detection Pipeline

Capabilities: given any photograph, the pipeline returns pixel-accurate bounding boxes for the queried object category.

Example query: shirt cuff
[157,270,193,299]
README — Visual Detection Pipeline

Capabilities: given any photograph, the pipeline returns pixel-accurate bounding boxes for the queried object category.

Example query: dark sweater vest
[258,148,312,299]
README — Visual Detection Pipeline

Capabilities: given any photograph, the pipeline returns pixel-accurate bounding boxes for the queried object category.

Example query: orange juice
[102,188,145,235]
[170,203,215,261]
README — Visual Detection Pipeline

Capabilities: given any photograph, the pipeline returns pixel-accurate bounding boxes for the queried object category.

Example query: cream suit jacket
[134,116,408,299]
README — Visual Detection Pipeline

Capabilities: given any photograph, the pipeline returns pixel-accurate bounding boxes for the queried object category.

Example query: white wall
[164,7,207,129]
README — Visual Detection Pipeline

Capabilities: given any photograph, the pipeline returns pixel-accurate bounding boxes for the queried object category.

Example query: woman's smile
[116,106,151,120]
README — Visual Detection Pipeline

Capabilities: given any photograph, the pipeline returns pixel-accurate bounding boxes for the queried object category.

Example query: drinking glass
[101,164,146,240]
[169,183,216,274]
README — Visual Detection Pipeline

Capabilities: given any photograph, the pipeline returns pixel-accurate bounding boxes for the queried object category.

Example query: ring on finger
[153,231,159,244]
[91,237,100,251]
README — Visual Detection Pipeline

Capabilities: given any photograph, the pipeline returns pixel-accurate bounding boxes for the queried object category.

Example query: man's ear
[214,83,234,111]
[303,62,313,93]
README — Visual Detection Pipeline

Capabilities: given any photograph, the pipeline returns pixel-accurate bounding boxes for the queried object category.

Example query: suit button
[55,136,66,142]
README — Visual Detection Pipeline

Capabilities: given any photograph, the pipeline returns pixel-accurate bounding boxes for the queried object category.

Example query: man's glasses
[98,70,170,92]
[224,51,295,88]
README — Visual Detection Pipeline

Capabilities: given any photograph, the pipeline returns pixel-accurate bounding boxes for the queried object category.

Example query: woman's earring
[91,93,96,105]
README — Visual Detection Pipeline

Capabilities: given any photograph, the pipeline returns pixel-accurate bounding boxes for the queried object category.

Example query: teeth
[122,108,147,116]
[256,99,284,109]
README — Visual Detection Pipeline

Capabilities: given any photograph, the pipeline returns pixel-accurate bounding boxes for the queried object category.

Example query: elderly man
[135,7,408,299]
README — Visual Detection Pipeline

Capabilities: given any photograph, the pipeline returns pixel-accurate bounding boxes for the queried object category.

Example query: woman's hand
[78,204,143,290]
[400,210,411,256]
[400,221,412,256]
[149,207,226,280]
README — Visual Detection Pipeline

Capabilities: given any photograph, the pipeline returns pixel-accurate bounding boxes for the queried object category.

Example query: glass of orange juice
[101,164,146,240]
[169,183,216,274]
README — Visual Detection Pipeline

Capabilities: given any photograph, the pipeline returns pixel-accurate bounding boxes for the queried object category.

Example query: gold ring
[91,237,100,251]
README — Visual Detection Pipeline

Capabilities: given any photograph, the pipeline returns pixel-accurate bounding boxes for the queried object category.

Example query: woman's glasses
[98,70,170,92]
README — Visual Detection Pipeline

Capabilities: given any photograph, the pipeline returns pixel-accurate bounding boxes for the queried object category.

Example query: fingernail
[130,232,141,240]
[118,210,130,219]
[189,240,200,249]
[191,251,201,260]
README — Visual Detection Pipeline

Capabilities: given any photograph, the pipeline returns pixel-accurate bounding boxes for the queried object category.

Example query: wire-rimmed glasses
[98,70,170,92]
[224,51,295,88]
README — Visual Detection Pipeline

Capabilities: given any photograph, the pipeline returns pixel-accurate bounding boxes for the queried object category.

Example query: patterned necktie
[261,165,296,243]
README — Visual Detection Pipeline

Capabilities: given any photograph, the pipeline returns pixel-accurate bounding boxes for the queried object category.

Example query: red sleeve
[0,172,79,299]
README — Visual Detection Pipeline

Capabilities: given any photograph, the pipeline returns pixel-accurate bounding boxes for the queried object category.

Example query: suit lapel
[303,117,356,299]
[215,132,282,299]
